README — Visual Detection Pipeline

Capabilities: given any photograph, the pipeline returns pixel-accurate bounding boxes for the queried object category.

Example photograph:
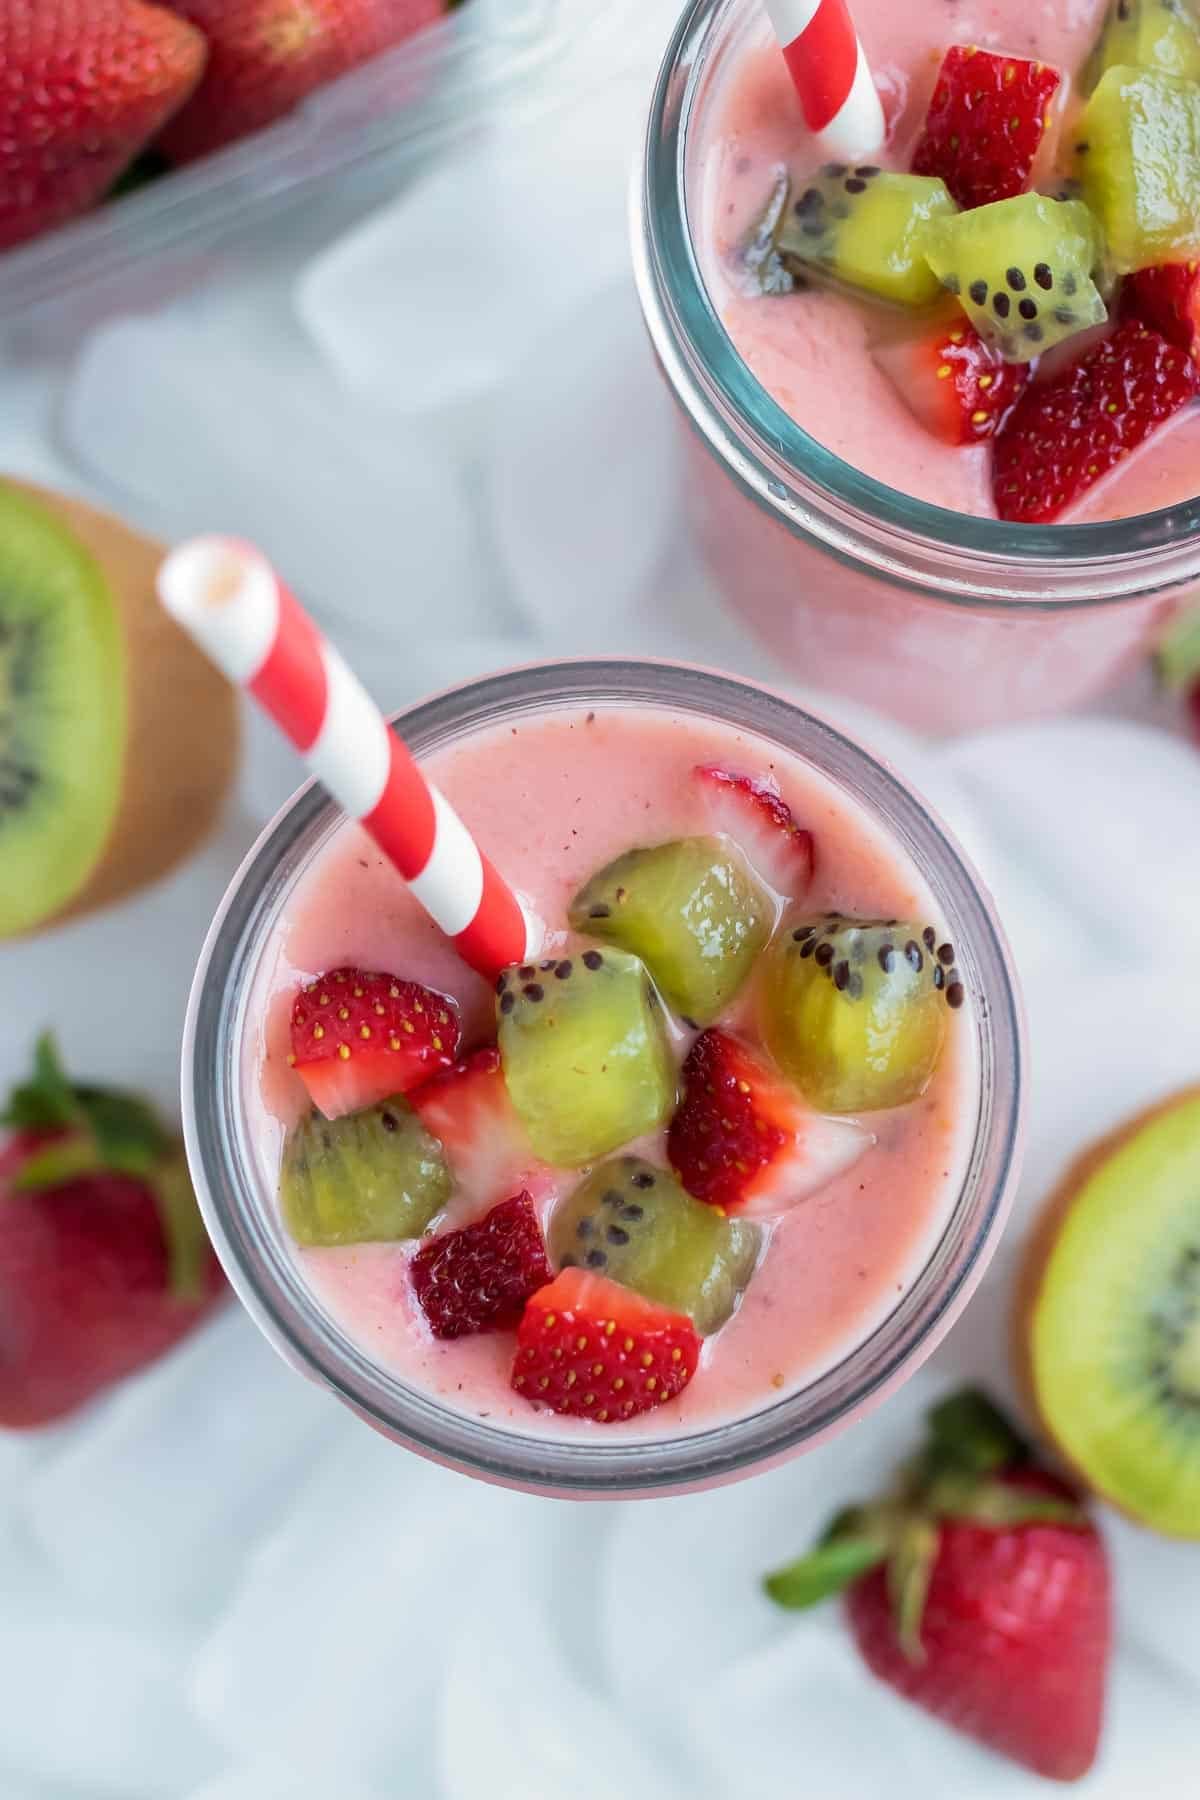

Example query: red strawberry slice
[911,46,1062,211]
[512,1268,700,1422]
[668,1029,867,1216]
[0,1,208,250]
[289,967,460,1120]
[410,1047,545,1211]
[693,765,815,897]
[993,320,1199,523]
[410,1191,551,1340]
[1123,261,1200,364]
[875,319,1032,444]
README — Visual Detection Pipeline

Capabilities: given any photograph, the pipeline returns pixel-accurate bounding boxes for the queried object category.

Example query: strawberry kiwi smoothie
[244,704,979,1441]
[704,1,1200,523]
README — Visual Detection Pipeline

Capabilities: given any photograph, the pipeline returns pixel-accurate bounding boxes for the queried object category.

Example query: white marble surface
[1,3,1198,1794]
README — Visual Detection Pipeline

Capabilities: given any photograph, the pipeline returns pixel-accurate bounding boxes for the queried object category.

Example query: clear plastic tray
[0,0,567,327]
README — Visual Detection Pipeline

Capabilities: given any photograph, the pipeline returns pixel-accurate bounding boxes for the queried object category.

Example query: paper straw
[158,536,534,980]
[766,0,885,162]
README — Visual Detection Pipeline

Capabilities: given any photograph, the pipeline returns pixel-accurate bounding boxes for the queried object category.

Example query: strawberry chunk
[289,967,461,1120]
[875,319,1032,444]
[912,46,1062,211]
[993,320,1198,523]
[410,1192,551,1340]
[667,1030,868,1216]
[512,1268,700,1422]
[693,765,814,897]
[1123,261,1200,364]
[410,1047,545,1210]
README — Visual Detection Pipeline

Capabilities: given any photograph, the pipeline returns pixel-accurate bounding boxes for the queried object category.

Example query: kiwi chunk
[761,917,954,1114]
[550,1157,761,1335]
[774,166,956,307]
[568,837,770,1026]
[280,1097,450,1247]
[0,482,126,937]
[921,194,1107,362]
[497,947,675,1167]
[1026,1090,1200,1538]
[1085,0,1200,90]
[1079,66,1200,273]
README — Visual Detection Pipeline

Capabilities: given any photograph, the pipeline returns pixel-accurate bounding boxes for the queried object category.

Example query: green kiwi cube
[567,837,771,1026]
[280,1097,451,1247]
[1085,0,1200,91]
[497,947,676,1167]
[775,166,956,307]
[550,1157,761,1335]
[1079,65,1200,272]
[921,194,1107,361]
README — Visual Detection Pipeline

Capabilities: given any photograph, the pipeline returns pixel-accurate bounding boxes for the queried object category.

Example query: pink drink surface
[247,707,976,1440]
[704,4,1200,520]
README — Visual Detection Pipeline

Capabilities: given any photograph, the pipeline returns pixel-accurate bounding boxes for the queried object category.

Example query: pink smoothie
[703,5,1200,520]
[245,706,977,1441]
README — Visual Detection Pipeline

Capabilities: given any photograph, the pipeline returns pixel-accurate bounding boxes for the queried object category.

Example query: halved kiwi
[0,479,237,937]
[1019,1087,1200,1539]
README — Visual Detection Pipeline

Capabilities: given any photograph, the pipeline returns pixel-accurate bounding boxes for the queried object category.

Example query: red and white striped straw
[765,0,885,162]
[158,537,534,981]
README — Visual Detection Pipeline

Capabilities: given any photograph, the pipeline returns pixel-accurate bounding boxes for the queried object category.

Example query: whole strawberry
[0,1036,224,1429]
[158,0,445,162]
[764,1389,1111,1782]
[0,1,207,250]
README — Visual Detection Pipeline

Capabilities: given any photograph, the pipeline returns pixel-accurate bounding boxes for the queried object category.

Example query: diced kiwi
[568,838,770,1026]
[1079,65,1200,273]
[550,1156,761,1335]
[761,917,956,1114]
[497,948,676,1167]
[1022,1088,1200,1539]
[1085,0,1200,91]
[921,194,1107,361]
[773,165,956,308]
[280,1097,451,1247]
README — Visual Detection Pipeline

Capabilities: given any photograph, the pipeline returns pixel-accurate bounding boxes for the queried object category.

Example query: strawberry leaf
[151,1154,210,1304]
[2,1033,79,1131]
[924,1386,1028,1476]
[764,1530,888,1609]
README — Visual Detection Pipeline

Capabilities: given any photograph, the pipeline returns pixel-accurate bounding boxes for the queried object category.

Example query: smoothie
[245,704,980,1441]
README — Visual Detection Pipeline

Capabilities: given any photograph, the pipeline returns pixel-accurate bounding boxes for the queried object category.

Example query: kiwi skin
[2,478,238,934]
[1014,1084,1200,1541]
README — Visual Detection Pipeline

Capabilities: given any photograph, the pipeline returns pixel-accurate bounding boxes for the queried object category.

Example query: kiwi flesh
[1085,0,1200,91]
[0,478,237,937]
[280,1096,451,1247]
[1078,66,1200,273]
[772,166,956,308]
[1021,1087,1200,1539]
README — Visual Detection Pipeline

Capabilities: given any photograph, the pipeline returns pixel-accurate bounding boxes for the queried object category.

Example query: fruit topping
[1085,0,1200,91]
[289,968,460,1121]
[1123,258,1200,359]
[410,1046,544,1214]
[667,1031,869,1217]
[496,947,675,1167]
[764,1388,1111,1782]
[1078,66,1200,274]
[771,167,957,308]
[549,1155,761,1336]
[911,46,1062,212]
[761,917,955,1114]
[692,765,815,897]
[874,316,1032,443]
[992,318,1198,523]
[279,1097,450,1247]
[511,1268,700,1422]
[410,1191,551,1340]
[921,193,1107,361]
[740,165,797,296]
[568,838,770,1026]
[1022,1086,1200,1539]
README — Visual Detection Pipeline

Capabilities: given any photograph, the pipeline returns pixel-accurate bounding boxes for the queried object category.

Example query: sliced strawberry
[993,321,1199,523]
[911,46,1061,212]
[512,1268,700,1422]
[410,1047,545,1211]
[410,1191,551,1340]
[667,1029,868,1216]
[289,967,460,1120]
[875,318,1032,444]
[693,764,814,897]
[1123,261,1200,364]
